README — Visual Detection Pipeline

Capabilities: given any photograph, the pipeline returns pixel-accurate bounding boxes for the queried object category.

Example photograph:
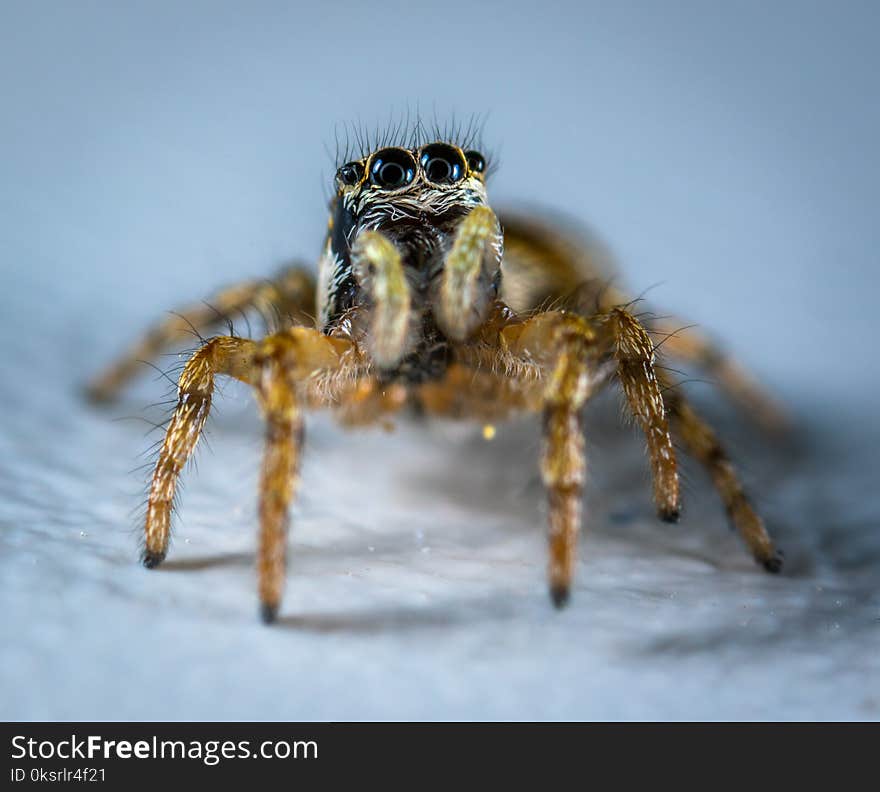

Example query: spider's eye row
[369,148,416,189]
[464,150,486,174]
[336,161,364,187]
[419,144,466,185]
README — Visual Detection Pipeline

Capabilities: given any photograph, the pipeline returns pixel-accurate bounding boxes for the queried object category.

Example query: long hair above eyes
[328,109,497,178]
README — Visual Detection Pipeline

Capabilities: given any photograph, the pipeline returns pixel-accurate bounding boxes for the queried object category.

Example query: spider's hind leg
[651,316,788,433]
[663,382,783,572]
[86,264,316,403]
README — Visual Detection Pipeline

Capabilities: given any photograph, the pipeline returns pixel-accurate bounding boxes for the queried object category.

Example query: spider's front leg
[529,317,602,606]
[252,331,339,623]
[86,265,316,403]
[143,336,260,567]
[142,327,351,623]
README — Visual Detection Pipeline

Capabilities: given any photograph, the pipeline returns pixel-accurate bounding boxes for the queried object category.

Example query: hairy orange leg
[506,308,679,523]
[143,327,351,624]
[143,336,259,567]
[499,215,785,430]
[540,325,597,606]
[501,313,607,606]
[603,308,680,522]
[501,306,681,603]
[662,383,783,572]
[651,316,788,432]
[253,336,300,623]
[87,266,316,403]
[253,328,350,622]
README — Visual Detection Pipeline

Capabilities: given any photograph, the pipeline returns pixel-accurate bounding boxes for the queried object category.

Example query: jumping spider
[88,127,785,623]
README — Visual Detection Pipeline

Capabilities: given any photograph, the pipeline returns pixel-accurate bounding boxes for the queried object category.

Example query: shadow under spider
[150,400,879,641]
[276,597,521,635]
[160,551,253,571]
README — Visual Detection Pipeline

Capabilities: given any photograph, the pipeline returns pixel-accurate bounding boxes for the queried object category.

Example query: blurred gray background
[1,1,878,721]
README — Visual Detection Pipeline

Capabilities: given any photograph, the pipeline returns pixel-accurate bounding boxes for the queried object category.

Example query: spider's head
[318,141,496,341]
[333,143,489,226]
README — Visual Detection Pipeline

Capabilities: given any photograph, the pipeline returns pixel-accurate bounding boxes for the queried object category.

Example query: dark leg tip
[260,603,279,625]
[762,550,784,574]
[659,507,680,524]
[142,549,166,569]
[549,584,571,610]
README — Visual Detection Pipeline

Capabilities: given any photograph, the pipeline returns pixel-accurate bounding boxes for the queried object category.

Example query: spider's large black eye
[464,150,486,174]
[369,148,416,189]
[419,143,466,184]
[336,161,364,187]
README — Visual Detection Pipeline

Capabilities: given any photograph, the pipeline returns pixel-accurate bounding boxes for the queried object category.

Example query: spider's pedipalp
[350,231,411,369]
[434,205,503,342]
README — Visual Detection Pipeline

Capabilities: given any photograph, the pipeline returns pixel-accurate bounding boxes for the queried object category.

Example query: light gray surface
[1,1,878,720]
[1,355,878,720]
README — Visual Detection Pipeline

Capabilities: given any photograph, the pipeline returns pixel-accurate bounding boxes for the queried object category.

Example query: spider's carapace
[88,128,785,623]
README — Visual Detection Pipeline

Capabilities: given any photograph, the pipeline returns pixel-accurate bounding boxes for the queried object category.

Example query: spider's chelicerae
[89,125,785,623]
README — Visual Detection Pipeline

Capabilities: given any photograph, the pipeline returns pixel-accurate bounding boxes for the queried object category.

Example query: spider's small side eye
[369,148,416,189]
[336,162,364,187]
[465,150,486,174]
[419,143,466,184]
